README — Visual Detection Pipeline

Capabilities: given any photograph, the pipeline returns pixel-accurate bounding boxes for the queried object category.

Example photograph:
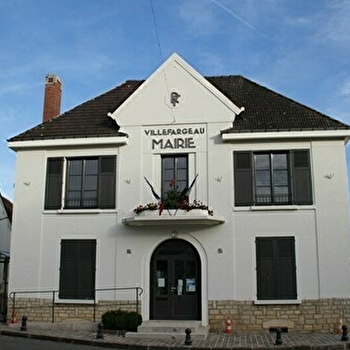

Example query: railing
[8,286,143,323]
[255,194,291,205]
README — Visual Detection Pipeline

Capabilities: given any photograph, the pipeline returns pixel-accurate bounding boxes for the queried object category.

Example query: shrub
[101,310,117,330]
[101,309,142,331]
[127,311,142,331]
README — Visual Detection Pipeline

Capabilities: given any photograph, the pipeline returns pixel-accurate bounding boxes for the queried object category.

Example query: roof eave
[221,130,350,143]
[8,136,129,151]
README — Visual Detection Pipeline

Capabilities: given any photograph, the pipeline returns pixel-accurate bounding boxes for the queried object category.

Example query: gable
[7,53,350,145]
[109,53,244,127]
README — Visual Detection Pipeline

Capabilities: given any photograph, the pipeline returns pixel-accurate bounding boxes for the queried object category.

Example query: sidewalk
[1,323,350,349]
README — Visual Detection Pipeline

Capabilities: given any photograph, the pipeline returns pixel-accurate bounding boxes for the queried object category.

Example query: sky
[1,0,350,201]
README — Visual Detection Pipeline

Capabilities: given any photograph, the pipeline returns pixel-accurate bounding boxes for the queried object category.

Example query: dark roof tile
[8,76,349,142]
[9,80,143,142]
[207,76,349,133]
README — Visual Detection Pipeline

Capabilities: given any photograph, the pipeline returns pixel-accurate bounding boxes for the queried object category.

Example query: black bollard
[341,325,349,341]
[275,328,283,346]
[20,316,27,331]
[184,328,192,346]
[96,322,104,339]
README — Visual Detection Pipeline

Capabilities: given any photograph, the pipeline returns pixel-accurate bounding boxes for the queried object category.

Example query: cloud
[196,52,226,75]
[316,0,350,45]
[208,0,264,36]
[0,82,30,97]
[178,0,220,37]
[340,80,350,97]
[328,77,350,123]
[295,0,350,52]
[0,149,15,200]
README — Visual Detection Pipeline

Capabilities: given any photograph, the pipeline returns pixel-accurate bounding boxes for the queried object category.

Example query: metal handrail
[9,286,143,323]
[93,287,143,322]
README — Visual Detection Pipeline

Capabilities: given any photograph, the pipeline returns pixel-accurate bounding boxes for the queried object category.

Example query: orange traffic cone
[225,317,233,334]
[338,317,343,334]
[11,310,18,324]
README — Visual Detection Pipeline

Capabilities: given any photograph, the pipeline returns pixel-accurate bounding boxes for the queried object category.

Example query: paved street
[0,334,109,350]
[1,323,350,350]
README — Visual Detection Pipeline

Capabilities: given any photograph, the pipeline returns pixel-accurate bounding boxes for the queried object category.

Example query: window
[234,150,312,206]
[59,239,96,300]
[256,237,297,300]
[161,155,188,198]
[44,156,116,210]
[66,159,99,208]
[255,153,290,204]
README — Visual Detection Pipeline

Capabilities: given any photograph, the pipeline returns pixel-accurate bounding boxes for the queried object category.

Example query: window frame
[234,150,312,207]
[161,154,189,199]
[44,155,116,210]
[254,152,291,205]
[65,158,99,209]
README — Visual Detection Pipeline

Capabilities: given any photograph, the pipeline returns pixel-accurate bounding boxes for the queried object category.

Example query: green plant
[101,310,117,330]
[134,178,213,215]
[126,311,143,331]
[162,179,185,209]
[101,309,142,331]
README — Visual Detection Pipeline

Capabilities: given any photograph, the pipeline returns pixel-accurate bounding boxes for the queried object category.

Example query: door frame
[149,238,203,321]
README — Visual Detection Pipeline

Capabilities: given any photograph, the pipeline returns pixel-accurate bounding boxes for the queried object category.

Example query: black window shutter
[292,150,312,205]
[59,240,78,299]
[99,156,116,209]
[234,152,253,206]
[59,240,96,300]
[78,240,97,299]
[44,158,63,209]
[256,237,297,300]
[256,238,275,299]
[276,237,297,299]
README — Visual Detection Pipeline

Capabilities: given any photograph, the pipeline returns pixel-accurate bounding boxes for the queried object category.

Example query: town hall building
[7,54,350,334]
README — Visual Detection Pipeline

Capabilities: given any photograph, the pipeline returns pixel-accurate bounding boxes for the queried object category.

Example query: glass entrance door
[151,239,201,320]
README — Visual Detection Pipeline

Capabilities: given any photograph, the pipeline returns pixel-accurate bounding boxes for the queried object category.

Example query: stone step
[125,320,209,340]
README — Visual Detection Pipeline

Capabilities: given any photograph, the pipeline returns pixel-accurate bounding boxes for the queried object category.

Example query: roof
[8,76,349,142]
[8,80,143,142]
[207,76,350,133]
[0,194,12,224]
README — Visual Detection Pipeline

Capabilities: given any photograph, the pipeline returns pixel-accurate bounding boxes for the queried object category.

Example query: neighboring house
[7,54,350,333]
[0,193,11,322]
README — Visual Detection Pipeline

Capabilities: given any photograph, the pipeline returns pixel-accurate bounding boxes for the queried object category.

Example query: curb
[2,327,350,350]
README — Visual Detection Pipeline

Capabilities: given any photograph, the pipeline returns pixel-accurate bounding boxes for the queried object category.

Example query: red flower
[158,201,163,216]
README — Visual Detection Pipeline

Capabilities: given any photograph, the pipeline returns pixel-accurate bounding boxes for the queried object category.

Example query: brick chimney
[42,74,62,122]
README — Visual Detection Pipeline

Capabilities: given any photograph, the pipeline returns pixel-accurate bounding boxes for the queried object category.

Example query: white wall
[8,54,350,323]
[9,132,350,310]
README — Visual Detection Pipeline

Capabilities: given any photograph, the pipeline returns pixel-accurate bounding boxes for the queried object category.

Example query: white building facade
[8,54,350,332]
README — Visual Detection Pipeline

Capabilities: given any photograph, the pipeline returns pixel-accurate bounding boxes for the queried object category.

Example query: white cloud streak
[208,0,267,37]
[316,0,350,45]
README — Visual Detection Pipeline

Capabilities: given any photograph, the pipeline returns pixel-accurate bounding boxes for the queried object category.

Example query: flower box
[122,209,224,226]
